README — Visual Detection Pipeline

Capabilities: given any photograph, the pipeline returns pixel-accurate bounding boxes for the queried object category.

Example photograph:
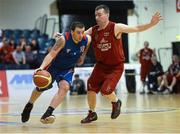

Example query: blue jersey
[38,32,88,90]
[51,32,88,70]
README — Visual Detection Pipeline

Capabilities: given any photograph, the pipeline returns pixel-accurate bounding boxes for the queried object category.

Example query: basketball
[33,70,52,89]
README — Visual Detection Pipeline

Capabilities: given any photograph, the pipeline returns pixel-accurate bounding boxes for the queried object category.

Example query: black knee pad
[35,84,53,92]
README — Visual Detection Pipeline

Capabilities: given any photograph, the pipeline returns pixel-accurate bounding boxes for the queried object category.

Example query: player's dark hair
[70,21,85,31]
[95,4,110,14]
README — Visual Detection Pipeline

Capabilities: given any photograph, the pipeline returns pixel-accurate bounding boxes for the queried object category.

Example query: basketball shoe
[40,111,55,124]
[81,110,98,124]
[111,99,122,119]
[21,103,33,123]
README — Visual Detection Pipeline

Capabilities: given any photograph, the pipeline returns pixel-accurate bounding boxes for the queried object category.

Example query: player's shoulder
[63,32,71,40]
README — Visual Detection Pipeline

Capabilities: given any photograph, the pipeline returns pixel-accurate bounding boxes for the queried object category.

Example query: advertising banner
[0,71,9,97]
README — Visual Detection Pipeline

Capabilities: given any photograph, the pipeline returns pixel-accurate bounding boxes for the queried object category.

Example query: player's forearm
[135,23,154,32]
[40,53,54,69]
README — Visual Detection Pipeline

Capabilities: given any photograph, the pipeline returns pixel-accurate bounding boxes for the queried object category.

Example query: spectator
[158,55,180,94]
[30,38,39,54]
[12,44,26,65]
[0,38,14,64]
[136,41,155,94]
[147,56,164,94]
[70,74,86,95]
[25,45,37,69]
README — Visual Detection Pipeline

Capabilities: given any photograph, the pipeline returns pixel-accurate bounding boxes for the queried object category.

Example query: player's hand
[76,56,85,66]
[34,68,43,74]
[150,12,162,26]
[54,32,62,41]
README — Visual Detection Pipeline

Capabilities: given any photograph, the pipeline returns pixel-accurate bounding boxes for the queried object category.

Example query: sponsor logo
[104,32,109,37]
[97,43,111,51]
[0,71,8,97]
[10,74,33,85]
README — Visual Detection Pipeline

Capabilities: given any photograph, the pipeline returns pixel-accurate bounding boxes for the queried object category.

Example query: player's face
[172,55,179,63]
[144,42,149,48]
[72,27,85,43]
[95,9,109,26]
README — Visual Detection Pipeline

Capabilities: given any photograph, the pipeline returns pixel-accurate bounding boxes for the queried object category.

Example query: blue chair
[22,29,31,39]
[38,37,48,54]
[4,29,13,38]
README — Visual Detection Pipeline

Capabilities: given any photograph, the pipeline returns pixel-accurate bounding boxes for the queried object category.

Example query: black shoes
[111,99,122,119]
[81,110,98,124]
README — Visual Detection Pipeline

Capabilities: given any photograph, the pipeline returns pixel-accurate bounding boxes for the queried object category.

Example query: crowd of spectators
[0,29,55,69]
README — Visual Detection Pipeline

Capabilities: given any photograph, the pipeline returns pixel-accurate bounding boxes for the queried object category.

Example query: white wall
[0,0,180,69]
[0,0,58,36]
[128,0,180,70]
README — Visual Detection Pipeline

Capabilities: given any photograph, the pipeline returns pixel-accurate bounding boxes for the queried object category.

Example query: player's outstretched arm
[85,27,92,35]
[37,36,65,71]
[115,12,162,34]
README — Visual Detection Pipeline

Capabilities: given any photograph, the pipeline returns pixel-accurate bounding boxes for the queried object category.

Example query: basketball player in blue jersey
[21,21,91,124]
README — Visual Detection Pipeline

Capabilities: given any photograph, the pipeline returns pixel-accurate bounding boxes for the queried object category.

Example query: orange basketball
[33,70,52,89]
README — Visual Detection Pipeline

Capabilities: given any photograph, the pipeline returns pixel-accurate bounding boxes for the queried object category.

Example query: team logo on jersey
[66,49,71,53]
[97,37,111,51]
[100,38,108,44]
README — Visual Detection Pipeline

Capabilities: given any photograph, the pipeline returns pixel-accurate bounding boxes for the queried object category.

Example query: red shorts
[88,63,124,95]
[167,74,173,83]
[140,63,151,82]
[167,74,180,84]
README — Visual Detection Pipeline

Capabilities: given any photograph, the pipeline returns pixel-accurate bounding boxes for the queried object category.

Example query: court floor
[0,93,180,133]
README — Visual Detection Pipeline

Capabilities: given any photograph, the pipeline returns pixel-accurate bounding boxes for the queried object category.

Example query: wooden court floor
[0,93,180,133]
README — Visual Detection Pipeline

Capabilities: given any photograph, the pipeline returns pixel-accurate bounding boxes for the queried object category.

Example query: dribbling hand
[34,68,43,74]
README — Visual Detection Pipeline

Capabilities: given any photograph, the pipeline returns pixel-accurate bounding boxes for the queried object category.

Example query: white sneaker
[167,86,173,93]
[40,115,55,124]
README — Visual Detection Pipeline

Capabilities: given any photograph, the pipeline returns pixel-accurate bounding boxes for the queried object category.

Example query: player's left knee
[59,81,70,92]
[100,89,113,95]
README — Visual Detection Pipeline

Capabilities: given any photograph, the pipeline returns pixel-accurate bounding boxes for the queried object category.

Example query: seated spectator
[12,44,26,65]
[30,38,39,54]
[70,74,86,95]
[0,36,5,49]
[158,55,180,94]
[25,45,38,69]
[147,56,164,94]
[20,39,27,51]
[0,38,14,64]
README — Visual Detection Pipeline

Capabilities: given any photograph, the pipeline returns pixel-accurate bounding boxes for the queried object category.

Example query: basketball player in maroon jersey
[137,41,155,94]
[81,4,162,123]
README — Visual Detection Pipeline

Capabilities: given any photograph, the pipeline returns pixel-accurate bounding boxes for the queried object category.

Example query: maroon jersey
[139,48,153,65]
[91,21,125,66]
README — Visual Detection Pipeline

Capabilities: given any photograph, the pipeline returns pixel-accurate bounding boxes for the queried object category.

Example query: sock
[90,109,95,112]
[46,106,55,114]
[42,106,55,119]
[26,102,33,107]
